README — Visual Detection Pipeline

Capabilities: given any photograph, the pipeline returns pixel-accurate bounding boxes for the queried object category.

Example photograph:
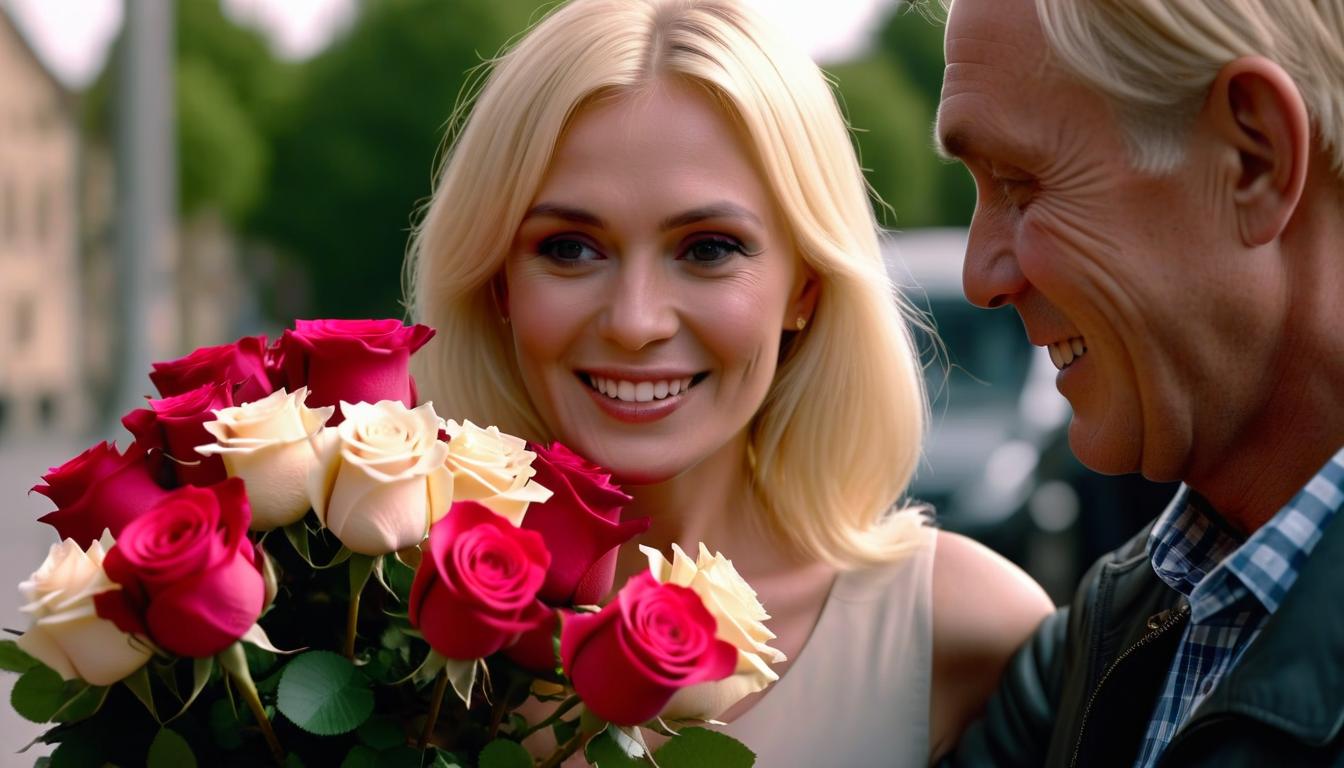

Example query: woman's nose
[597,258,679,351]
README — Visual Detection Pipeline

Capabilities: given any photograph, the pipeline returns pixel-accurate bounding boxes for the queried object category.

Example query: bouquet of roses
[5,319,782,767]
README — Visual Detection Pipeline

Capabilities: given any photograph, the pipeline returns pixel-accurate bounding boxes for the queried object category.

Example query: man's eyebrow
[659,202,762,231]
[522,203,606,228]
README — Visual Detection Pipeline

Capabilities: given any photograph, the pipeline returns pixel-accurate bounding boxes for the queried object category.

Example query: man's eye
[538,237,601,263]
[683,237,746,264]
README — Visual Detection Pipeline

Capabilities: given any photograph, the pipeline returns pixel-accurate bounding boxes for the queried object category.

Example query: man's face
[937,0,1286,480]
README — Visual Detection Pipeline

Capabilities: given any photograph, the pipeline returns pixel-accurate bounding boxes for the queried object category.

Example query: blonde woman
[406,0,1052,763]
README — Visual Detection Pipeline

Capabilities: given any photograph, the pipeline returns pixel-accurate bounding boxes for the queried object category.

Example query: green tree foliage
[248,0,543,319]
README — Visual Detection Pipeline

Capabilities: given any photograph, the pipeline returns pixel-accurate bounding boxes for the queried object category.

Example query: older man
[935,0,1344,765]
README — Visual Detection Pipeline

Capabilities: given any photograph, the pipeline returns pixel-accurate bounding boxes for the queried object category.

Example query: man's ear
[1205,56,1310,246]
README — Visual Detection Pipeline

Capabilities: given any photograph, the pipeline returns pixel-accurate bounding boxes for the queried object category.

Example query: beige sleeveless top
[719,525,936,767]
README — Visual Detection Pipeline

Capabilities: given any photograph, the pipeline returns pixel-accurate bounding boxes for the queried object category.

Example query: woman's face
[504,80,810,485]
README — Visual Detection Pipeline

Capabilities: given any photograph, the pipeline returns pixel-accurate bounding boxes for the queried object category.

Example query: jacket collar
[1190,508,1344,745]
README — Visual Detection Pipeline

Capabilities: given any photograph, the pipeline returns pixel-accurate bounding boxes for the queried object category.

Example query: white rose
[442,419,551,526]
[308,400,453,555]
[16,539,152,686]
[643,543,786,721]
[197,387,334,530]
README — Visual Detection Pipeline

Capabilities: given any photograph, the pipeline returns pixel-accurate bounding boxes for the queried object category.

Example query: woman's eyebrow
[522,203,606,228]
[659,202,762,231]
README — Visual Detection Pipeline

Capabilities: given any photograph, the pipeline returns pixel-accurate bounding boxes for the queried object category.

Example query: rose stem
[343,587,360,659]
[515,695,581,740]
[235,669,285,765]
[418,668,450,750]
[537,721,600,768]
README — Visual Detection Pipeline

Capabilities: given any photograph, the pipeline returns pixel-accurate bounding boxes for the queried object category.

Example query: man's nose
[598,258,678,351]
[962,212,1029,309]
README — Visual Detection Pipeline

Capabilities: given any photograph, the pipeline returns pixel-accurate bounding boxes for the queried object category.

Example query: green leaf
[349,553,377,598]
[339,746,379,768]
[276,650,374,736]
[283,520,313,565]
[48,736,102,768]
[584,729,652,767]
[147,728,197,768]
[653,727,755,768]
[356,716,404,750]
[123,664,160,723]
[478,739,531,768]
[11,664,66,722]
[427,749,466,768]
[166,657,214,723]
[209,697,243,750]
[0,640,39,673]
[552,717,578,748]
[383,553,416,601]
[50,683,108,723]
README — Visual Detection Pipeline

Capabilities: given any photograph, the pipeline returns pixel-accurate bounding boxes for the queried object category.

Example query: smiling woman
[405,0,1053,763]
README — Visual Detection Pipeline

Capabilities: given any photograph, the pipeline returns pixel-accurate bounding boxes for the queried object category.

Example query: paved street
[0,436,93,763]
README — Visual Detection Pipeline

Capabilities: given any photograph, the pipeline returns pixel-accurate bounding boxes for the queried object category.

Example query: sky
[3,0,899,89]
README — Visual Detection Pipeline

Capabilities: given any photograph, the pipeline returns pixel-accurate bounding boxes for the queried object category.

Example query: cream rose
[441,420,551,526]
[308,400,452,555]
[642,543,786,721]
[196,387,334,530]
[17,539,153,685]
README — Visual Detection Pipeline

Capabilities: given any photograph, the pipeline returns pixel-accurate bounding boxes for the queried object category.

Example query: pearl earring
[795,316,808,331]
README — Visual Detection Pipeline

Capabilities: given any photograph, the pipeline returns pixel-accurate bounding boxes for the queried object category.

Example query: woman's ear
[491,273,510,323]
[786,266,820,331]
[1203,56,1310,246]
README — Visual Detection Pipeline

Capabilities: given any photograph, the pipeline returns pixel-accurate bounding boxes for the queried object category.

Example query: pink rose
[122,382,233,487]
[521,443,648,606]
[149,335,276,405]
[560,572,737,726]
[276,319,434,419]
[33,442,173,548]
[93,478,265,658]
[408,501,551,660]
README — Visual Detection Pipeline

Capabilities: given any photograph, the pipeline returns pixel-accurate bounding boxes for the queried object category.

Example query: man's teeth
[590,376,694,402]
[1049,337,1087,370]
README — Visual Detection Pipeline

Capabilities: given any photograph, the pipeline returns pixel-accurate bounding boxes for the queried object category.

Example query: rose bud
[276,319,434,421]
[409,501,551,660]
[93,479,266,658]
[522,442,648,606]
[149,335,275,405]
[33,442,173,548]
[196,387,334,530]
[643,543,785,721]
[443,420,551,526]
[560,571,737,726]
[122,382,233,487]
[17,539,153,685]
[307,400,452,555]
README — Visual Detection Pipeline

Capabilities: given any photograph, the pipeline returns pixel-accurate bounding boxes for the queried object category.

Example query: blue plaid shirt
[1133,446,1344,767]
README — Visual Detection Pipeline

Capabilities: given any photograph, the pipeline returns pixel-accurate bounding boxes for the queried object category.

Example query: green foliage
[146,727,197,768]
[276,651,374,736]
[478,738,532,768]
[584,728,651,767]
[7,664,105,724]
[653,726,756,768]
[0,640,40,673]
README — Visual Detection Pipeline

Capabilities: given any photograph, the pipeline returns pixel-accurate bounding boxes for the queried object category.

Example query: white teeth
[1048,337,1087,371]
[585,375,698,402]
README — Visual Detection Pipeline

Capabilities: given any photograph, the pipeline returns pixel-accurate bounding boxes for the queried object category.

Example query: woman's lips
[577,371,707,424]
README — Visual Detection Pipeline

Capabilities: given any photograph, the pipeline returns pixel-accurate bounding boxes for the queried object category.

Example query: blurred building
[0,10,86,438]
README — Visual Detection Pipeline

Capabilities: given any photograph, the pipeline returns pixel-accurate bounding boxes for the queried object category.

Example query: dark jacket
[946,508,1344,767]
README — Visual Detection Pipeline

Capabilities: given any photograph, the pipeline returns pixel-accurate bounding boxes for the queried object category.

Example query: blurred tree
[83,0,289,225]
[826,54,939,228]
[859,1,976,226]
[248,0,544,319]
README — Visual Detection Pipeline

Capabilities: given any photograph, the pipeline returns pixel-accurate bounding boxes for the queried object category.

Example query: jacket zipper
[1069,604,1191,768]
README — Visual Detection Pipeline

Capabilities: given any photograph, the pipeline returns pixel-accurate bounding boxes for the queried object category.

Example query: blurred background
[0,0,1176,745]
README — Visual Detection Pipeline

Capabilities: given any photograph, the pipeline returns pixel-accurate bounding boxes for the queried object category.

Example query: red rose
[276,319,434,420]
[521,443,648,605]
[122,382,233,487]
[93,478,265,658]
[32,442,173,547]
[560,571,737,726]
[409,501,551,660]
[149,335,275,405]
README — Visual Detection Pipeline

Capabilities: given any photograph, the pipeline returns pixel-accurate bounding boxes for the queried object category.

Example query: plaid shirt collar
[1149,446,1344,625]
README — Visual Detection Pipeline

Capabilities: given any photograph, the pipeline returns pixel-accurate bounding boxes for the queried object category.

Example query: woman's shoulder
[928,529,1055,758]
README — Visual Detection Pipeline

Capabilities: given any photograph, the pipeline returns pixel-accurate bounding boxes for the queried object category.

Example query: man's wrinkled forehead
[936,0,1060,160]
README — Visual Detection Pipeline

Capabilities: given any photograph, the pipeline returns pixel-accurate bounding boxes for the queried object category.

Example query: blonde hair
[405,0,928,568]
[1035,0,1344,177]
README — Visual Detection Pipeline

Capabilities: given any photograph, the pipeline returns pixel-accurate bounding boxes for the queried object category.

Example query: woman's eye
[682,237,746,265]
[537,237,601,264]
